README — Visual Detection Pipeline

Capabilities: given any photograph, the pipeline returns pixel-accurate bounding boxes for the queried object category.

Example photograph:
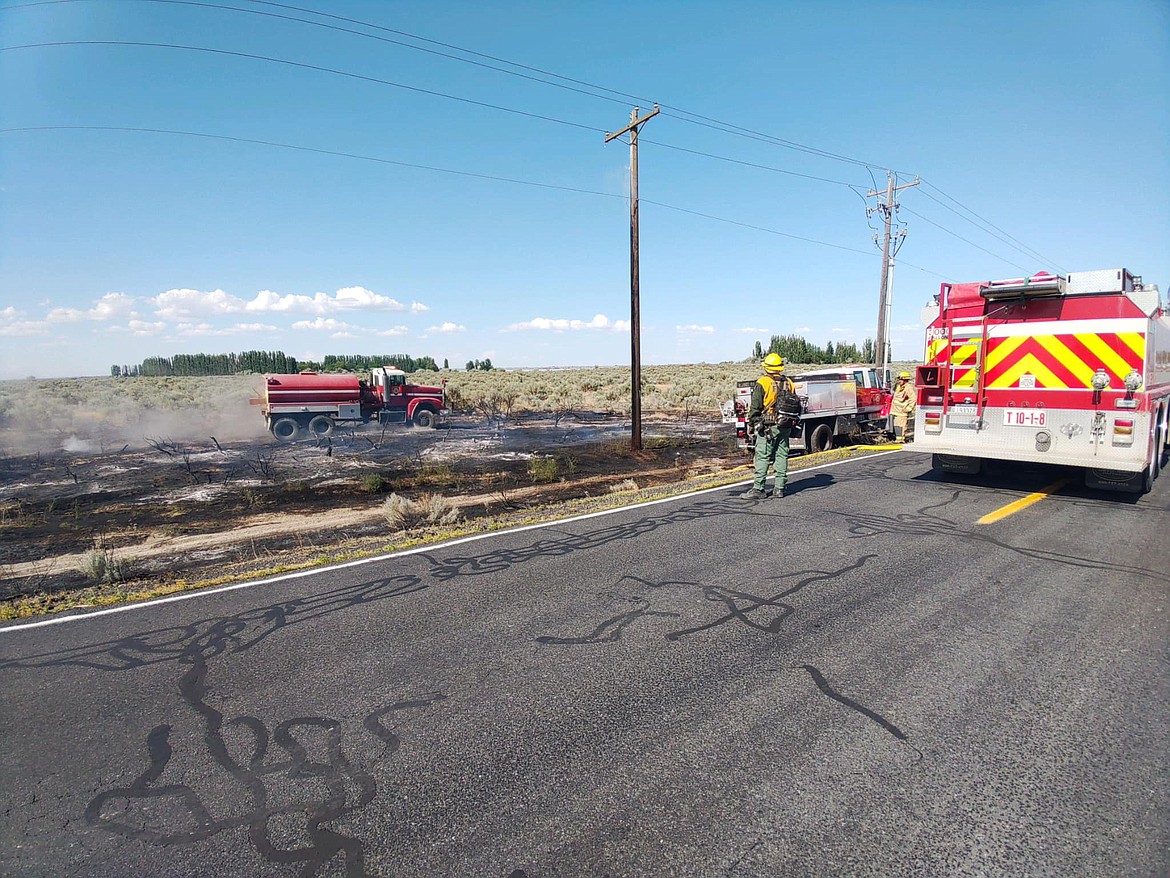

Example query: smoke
[62,436,100,453]
[0,375,270,456]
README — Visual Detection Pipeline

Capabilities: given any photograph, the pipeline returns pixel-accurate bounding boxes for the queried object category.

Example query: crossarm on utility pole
[604,106,660,143]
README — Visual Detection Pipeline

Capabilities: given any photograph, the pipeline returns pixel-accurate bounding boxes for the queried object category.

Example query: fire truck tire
[412,408,437,428]
[307,415,335,439]
[808,423,834,454]
[1141,465,1154,494]
[271,417,300,442]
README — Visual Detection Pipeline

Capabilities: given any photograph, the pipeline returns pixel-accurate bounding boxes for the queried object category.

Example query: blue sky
[1,0,1167,379]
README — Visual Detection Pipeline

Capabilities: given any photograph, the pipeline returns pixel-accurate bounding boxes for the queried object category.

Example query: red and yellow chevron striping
[985,332,1143,389]
[924,331,1145,390]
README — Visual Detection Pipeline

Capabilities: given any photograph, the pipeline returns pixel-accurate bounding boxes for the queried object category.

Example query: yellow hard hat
[898,371,911,380]
[762,353,785,373]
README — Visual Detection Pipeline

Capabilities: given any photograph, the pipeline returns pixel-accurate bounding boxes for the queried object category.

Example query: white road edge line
[1,450,902,633]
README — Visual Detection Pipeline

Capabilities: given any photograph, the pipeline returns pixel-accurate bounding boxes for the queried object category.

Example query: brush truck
[254,367,448,441]
[722,364,893,453]
[906,268,1170,493]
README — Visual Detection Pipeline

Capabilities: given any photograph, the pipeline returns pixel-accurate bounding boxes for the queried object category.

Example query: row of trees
[112,351,300,377]
[320,354,439,372]
[751,335,876,365]
[111,351,442,377]
[465,358,495,371]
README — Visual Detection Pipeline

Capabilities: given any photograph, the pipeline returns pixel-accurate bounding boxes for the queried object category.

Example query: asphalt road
[1,450,1168,878]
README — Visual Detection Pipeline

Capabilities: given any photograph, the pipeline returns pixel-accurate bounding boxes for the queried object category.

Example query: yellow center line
[976,479,1068,525]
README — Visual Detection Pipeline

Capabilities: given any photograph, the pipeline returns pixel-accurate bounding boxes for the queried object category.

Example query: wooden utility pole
[606,105,659,451]
[867,171,918,376]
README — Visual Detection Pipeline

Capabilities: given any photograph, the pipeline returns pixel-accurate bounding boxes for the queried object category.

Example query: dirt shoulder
[0,410,897,619]
[0,413,742,615]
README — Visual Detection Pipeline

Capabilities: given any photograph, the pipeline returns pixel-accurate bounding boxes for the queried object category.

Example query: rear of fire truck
[906,269,1170,493]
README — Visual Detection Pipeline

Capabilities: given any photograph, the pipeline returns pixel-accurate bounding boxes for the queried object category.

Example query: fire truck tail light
[924,411,943,433]
[1112,418,1135,445]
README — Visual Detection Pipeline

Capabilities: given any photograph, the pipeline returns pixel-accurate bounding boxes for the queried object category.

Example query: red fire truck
[906,268,1170,492]
[255,366,447,441]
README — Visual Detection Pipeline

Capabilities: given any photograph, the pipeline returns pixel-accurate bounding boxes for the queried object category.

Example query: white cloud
[334,286,404,311]
[410,301,430,313]
[44,292,139,323]
[429,322,465,334]
[244,290,331,315]
[126,320,167,335]
[88,292,138,320]
[155,288,246,319]
[291,317,358,333]
[175,322,218,335]
[676,324,715,334]
[794,326,812,333]
[373,326,409,336]
[150,286,417,320]
[0,306,20,320]
[734,327,769,333]
[173,321,277,336]
[0,320,49,337]
[831,327,853,335]
[46,307,86,323]
[244,286,407,315]
[504,313,625,332]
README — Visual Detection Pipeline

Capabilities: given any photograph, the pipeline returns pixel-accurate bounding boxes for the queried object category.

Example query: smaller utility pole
[867,171,918,376]
[606,105,659,451]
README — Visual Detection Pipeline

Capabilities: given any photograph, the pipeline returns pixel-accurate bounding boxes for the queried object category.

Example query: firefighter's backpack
[761,377,803,428]
[776,387,803,427]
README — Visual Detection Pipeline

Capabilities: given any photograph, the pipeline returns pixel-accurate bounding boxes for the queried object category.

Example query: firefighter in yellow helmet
[892,370,915,442]
[744,352,799,498]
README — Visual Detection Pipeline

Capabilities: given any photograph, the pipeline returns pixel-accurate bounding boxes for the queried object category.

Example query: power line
[0,125,625,196]
[0,37,881,193]
[0,124,952,279]
[2,0,905,172]
[900,205,1032,274]
[638,139,859,187]
[918,183,1066,272]
[2,9,1055,274]
[0,41,609,133]
[235,0,902,170]
[3,0,644,109]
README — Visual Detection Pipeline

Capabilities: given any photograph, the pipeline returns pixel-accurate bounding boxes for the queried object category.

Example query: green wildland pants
[753,425,791,491]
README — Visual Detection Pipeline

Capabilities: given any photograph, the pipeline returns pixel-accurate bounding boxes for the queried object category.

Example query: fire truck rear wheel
[1141,465,1154,494]
[307,415,335,439]
[271,417,300,442]
[808,423,834,454]
[412,409,437,428]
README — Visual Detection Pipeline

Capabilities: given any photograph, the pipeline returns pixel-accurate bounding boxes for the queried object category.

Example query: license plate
[951,404,977,415]
[1003,408,1046,427]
